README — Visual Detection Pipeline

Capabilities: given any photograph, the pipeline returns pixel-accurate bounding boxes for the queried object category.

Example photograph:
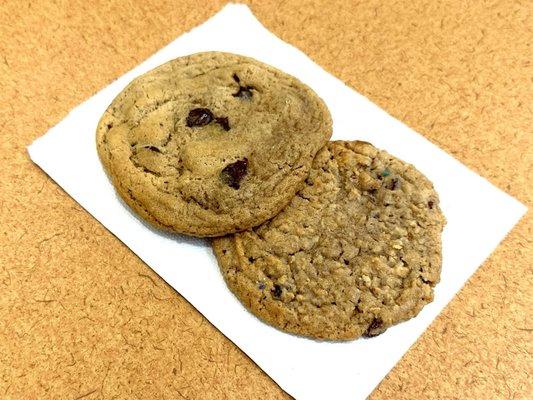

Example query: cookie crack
[129,156,163,177]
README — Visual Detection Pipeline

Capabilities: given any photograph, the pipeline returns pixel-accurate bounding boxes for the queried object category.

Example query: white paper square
[28,5,526,399]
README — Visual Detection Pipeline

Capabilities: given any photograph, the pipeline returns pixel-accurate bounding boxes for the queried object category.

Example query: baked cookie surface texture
[213,141,445,340]
[97,52,332,237]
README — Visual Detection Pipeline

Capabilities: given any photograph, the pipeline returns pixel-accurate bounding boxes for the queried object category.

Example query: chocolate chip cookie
[213,141,445,340]
[96,52,332,237]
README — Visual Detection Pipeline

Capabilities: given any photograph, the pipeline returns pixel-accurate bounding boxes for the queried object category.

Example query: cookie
[213,141,446,340]
[96,52,332,237]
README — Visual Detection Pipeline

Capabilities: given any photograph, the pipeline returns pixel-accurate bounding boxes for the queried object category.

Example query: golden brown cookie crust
[96,52,332,237]
[213,141,446,340]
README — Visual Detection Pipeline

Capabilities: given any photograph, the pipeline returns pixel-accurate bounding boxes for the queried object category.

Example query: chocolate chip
[216,117,230,131]
[258,282,266,290]
[186,108,213,127]
[363,317,384,338]
[272,284,283,298]
[145,145,161,153]
[232,74,254,98]
[343,259,349,266]
[428,200,434,209]
[248,256,255,263]
[368,188,377,195]
[233,86,254,100]
[388,178,399,190]
[106,123,113,130]
[220,158,248,189]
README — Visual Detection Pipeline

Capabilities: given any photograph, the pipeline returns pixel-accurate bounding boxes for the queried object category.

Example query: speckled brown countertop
[0,1,531,399]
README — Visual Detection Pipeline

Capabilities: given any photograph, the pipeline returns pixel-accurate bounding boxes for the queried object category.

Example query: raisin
[272,284,283,298]
[363,317,384,338]
[388,178,399,190]
[220,158,248,189]
[186,108,213,127]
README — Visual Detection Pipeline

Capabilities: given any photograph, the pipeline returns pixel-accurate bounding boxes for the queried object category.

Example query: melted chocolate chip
[233,86,254,100]
[220,158,248,189]
[428,200,434,209]
[232,73,240,83]
[272,284,283,298]
[368,188,377,195]
[186,108,213,127]
[216,117,230,131]
[363,318,384,338]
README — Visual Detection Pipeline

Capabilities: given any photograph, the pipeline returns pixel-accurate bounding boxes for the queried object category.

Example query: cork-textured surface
[0,1,530,399]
